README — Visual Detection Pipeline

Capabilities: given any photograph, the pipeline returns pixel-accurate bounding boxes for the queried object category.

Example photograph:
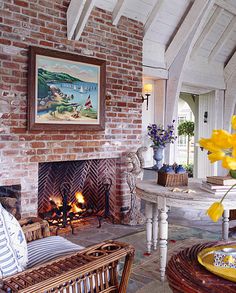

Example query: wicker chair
[2,219,135,293]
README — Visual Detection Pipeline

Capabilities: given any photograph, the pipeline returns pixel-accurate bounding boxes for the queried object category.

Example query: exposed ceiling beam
[112,0,126,26]
[165,0,215,69]
[144,0,165,37]
[74,0,96,41]
[164,0,215,128]
[224,49,236,82]
[67,0,85,40]
[191,6,223,57]
[143,65,168,79]
[209,16,236,62]
[215,0,236,16]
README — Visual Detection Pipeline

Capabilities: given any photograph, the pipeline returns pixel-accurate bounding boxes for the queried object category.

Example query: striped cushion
[0,210,23,277]
[27,236,84,268]
[1,205,28,270]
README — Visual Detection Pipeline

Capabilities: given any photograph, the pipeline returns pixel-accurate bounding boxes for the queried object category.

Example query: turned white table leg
[159,207,168,282]
[152,203,159,250]
[145,202,153,253]
[222,209,229,240]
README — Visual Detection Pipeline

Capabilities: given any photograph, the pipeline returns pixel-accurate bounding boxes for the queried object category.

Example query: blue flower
[147,122,177,147]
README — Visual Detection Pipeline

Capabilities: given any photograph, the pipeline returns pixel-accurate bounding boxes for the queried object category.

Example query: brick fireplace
[38,158,118,223]
[0,0,143,222]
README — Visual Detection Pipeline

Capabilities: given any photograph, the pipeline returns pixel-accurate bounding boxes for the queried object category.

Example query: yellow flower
[222,156,236,170]
[207,202,224,222]
[208,151,225,163]
[199,138,222,153]
[232,147,236,158]
[199,116,236,223]
[211,129,233,149]
[232,115,236,130]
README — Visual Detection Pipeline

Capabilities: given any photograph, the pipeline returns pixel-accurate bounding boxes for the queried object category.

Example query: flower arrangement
[147,121,177,147]
[199,115,236,222]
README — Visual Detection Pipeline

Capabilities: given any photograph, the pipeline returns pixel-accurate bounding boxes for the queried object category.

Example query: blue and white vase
[152,146,165,170]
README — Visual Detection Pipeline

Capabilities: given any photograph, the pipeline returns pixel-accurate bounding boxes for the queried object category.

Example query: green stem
[220,183,236,203]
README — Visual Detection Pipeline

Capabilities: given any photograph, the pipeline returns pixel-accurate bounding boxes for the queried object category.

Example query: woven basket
[157,172,188,187]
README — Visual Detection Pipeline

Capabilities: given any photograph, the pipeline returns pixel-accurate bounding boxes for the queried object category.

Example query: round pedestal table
[136,179,236,281]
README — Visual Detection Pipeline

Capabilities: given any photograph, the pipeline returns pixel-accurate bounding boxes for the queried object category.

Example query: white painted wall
[142,79,166,167]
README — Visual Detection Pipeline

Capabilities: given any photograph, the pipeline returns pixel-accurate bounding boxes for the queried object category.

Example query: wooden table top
[136,179,236,209]
[166,241,236,293]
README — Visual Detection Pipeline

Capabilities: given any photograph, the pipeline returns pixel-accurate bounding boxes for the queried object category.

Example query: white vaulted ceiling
[67,0,236,91]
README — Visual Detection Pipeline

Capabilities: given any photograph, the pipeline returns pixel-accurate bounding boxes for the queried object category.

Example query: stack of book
[201,176,236,196]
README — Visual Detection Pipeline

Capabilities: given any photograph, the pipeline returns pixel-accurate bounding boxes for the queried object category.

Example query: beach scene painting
[28,47,106,130]
[36,56,100,123]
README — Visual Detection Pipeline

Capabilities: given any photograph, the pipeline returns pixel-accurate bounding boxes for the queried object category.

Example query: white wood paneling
[209,16,236,62]
[143,40,166,69]
[165,0,215,69]
[196,91,218,178]
[215,0,236,16]
[191,6,222,57]
[183,58,225,89]
[144,0,165,36]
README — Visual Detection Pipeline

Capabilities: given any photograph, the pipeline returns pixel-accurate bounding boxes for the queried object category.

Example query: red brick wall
[0,0,143,220]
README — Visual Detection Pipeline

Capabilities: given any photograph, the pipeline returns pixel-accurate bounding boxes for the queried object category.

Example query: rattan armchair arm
[3,240,135,293]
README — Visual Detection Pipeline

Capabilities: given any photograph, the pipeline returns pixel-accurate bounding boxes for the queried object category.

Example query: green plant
[178,120,194,164]
[183,163,193,177]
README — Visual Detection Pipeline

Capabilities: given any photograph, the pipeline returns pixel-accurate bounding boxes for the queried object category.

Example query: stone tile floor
[63,216,232,293]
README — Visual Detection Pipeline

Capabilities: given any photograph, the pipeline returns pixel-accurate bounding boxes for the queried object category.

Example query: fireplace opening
[0,185,21,219]
[38,159,117,231]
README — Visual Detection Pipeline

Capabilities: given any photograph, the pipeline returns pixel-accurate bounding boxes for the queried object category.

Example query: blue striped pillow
[0,204,28,277]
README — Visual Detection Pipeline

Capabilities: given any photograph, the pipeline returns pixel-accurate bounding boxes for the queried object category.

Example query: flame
[49,196,62,207]
[75,192,85,204]
[71,203,83,213]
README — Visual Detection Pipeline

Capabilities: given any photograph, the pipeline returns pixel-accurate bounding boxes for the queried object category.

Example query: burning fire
[71,203,83,213]
[75,192,85,204]
[70,192,85,213]
[45,192,86,219]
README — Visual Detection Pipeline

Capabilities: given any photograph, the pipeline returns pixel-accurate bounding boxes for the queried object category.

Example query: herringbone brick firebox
[38,159,117,222]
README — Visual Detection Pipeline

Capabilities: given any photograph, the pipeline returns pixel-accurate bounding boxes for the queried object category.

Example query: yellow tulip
[232,147,236,158]
[211,129,233,149]
[208,151,225,163]
[222,156,236,170]
[207,202,224,222]
[232,115,236,130]
[199,138,222,153]
[232,134,236,147]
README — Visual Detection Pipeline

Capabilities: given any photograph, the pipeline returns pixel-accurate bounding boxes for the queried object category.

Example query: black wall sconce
[142,83,152,110]
[204,111,208,123]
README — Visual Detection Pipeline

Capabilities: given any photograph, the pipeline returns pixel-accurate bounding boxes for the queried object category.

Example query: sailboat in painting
[84,95,93,109]
[79,85,87,94]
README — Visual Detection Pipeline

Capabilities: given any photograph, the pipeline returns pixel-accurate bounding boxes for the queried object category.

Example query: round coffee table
[166,241,236,293]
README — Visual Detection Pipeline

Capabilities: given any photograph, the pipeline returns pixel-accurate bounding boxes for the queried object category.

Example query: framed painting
[28,46,106,131]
